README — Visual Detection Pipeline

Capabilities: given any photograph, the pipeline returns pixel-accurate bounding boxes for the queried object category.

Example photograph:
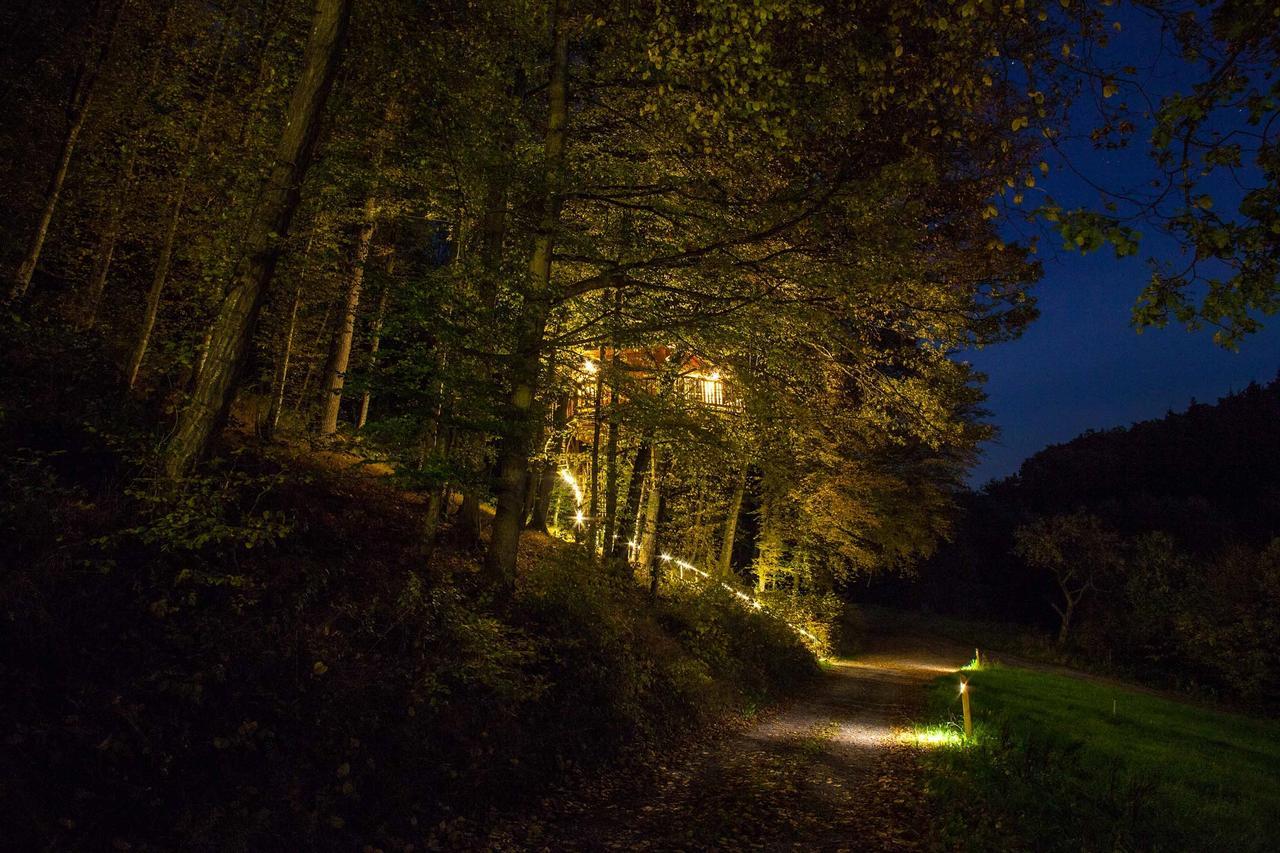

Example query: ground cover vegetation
[917,663,1280,852]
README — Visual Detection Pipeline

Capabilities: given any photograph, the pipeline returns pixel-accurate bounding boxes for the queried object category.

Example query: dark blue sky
[964,6,1280,486]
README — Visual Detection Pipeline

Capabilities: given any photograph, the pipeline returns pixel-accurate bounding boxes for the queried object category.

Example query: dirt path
[486,614,972,852]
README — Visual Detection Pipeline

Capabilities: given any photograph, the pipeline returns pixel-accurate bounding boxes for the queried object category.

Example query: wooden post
[961,679,973,738]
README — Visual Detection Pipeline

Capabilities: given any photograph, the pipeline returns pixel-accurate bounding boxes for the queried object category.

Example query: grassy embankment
[911,662,1280,851]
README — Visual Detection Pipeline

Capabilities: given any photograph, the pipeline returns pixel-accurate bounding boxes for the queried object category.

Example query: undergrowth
[0,317,818,850]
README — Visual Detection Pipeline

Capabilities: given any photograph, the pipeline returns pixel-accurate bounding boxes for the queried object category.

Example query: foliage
[1039,0,1280,346]
[117,460,295,552]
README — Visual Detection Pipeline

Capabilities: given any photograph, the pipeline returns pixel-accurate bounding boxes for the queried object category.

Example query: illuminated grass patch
[896,724,966,749]
[917,663,1280,851]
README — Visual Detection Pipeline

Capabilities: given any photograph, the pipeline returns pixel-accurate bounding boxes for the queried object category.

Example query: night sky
[965,6,1280,486]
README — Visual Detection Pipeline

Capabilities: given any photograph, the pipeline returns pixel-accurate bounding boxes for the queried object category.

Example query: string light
[558,468,584,505]
[549,466,819,648]
[671,558,821,645]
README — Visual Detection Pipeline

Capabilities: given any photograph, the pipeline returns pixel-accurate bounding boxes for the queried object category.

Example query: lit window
[701,373,723,406]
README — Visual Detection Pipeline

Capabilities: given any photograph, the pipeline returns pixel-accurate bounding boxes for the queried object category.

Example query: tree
[9,0,122,301]
[163,0,353,477]
[1042,0,1280,347]
[1015,512,1124,645]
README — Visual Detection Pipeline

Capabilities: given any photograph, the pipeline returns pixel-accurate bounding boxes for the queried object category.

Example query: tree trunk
[687,479,708,564]
[1054,597,1075,645]
[610,436,651,561]
[601,337,621,557]
[527,393,566,533]
[527,460,553,532]
[266,225,317,436]
[356,256,391,430]
[585,342,605,552]
[483,0,569,590]
[718,465,747,577]
[126,30,230,390]
[637,443,663,572]
[163,0,353,477]
[1057,606,1072,645]
[421,487,445,560]
[265,279,302,439]
[320,195,377,435]
[648,453,673,600]
[456,490,483,546]
[10,0,122,302]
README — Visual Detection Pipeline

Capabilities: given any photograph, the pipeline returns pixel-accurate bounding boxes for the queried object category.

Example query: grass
[914,662,1280,851]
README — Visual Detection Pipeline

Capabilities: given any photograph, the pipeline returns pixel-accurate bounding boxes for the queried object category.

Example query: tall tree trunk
[687,478,708,564]
[421,487,445,559]
[585,343,605,552]
[456,489,483,544]
[266,280,302,439]
[163,0,353,477]
[267,225,317,438]
[10,0,122,302]
[601,330,621,557]
[356,255,392,430]
[610,436,651,560]
[126,30,230,390]
[648,452,673,600]
[637,443,662,572]
[483,0,569,590]
[527,393,566,533]
[320,195,377,434]
[718,465,747,577]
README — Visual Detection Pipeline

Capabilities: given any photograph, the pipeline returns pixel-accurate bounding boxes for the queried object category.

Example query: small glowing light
[959,680,967,694]
[708,371,720,381]
[583,358,598,374]
[660,553,672,561]
[574,510,585,527]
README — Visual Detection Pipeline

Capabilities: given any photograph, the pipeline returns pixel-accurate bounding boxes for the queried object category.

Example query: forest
[1,0,1277,849]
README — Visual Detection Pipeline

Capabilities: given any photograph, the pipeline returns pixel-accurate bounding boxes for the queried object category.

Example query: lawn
[915,662,1280,851]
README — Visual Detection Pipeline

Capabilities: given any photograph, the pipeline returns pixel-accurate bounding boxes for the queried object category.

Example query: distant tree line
[871,376,1280,703]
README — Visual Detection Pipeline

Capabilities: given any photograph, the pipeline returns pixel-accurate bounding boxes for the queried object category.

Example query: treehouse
[539,348,743,534]
[562,347,741,452]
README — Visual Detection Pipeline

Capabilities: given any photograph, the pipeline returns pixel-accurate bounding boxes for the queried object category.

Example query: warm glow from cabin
[701,374,723,406]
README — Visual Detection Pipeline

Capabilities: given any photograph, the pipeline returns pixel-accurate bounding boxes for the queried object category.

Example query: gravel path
[484,614,972,852]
